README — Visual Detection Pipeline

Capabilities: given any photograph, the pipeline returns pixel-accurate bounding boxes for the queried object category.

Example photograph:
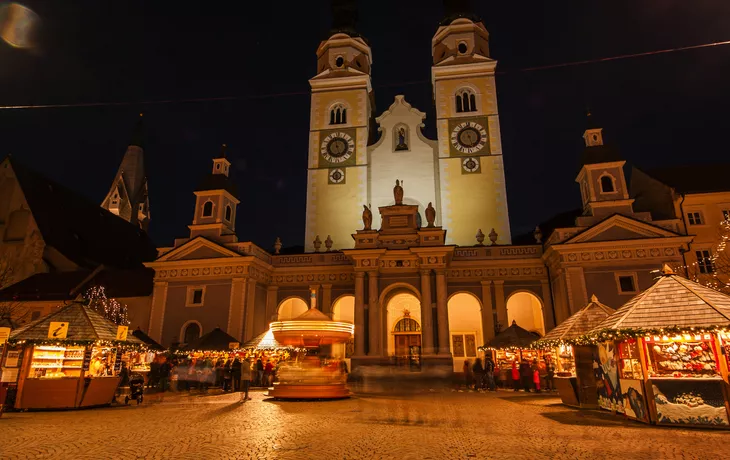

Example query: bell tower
[431,1,511,245]
[304,0,373,252]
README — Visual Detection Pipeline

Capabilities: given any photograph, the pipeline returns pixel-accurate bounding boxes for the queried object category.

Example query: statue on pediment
[362,204,372,231]
[393,180,404,205]
[425,202,436,228]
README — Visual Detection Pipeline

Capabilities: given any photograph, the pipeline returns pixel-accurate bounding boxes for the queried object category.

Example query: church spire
[101,113,150,231]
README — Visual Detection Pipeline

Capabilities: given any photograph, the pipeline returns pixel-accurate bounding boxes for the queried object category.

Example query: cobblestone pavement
[0,388,726,460]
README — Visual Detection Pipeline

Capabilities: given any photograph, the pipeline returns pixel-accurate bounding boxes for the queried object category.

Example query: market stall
[479,320,541,388]
[3,302,144,410]
[125,328,165,375]
[533,295,615,408]
[588,265,730,427]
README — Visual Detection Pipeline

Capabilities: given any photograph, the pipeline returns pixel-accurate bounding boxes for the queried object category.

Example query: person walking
[232,357,242,392]
[240,358,253,402]
[158,358,171,392]
[544,356,556,392]
[256,358,264,387]
[472,358,485,391]
[484,355,496,391]
[223,358,233,392]
[462,359,472,389]
[531,359,541,393]
[519,359,532,392]
[511,361,520,391]
[264,360,274,386]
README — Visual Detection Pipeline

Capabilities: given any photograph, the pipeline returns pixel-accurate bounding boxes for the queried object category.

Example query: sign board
[48,322,68,339]
[0,367,18,383]
[228,342,240,350]
[0,327,10,345]
[82,348,92,372]
[116,325,129,341]
[4,351,19,368]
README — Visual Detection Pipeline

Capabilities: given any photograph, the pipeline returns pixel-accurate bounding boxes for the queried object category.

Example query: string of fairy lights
[672,218,730,292]
[84,286,130,326]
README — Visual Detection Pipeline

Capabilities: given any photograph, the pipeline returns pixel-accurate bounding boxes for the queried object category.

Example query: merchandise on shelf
[28,345,85,379]
[644,335,719,378]
[555,345,575,377]
[618,340,643,379]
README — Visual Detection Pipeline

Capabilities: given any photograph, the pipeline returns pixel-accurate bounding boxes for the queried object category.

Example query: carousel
[267,290,353,399]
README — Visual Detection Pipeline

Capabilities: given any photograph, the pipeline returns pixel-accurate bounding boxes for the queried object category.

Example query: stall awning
[183,327,240,352]
[534,295,615,347]
[486,321,540,349]
[8,301,143,345]
[131,328,165,351]
[596,265,730,331]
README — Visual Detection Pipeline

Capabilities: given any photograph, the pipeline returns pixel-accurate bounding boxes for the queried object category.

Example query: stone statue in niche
[393,180,404,205]
[362,204,372,230]
[395,126,408,151]
[425,202,436,228]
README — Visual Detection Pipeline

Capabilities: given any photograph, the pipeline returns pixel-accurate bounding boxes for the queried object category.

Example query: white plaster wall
[368,96,439,230]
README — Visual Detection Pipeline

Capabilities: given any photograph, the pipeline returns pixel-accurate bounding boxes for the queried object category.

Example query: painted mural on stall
[593,342,624,413]
[653,380,730,426]
[619,379,649,422]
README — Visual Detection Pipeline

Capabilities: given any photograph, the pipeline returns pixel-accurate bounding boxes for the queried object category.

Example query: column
[420,269,434,355]
[541,280,556,329]
[309,284,320,309]
[227,277,246,340]
[493,280,507,331]
[480,281,495,342]
[148,281,168,344]
[265,285,279,325]
[243,278,257,342]
[435,269,449,355]
[354,272,366,357]
[368,272,380,356]
[321,284,333,315]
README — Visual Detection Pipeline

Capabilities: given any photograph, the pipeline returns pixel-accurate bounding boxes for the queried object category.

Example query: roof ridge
[671,275,730,322]
[79,304,100,340]
[612,275,666,328]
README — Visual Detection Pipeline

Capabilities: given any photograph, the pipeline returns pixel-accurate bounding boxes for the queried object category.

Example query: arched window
[225,205,232,221]
[600,175,615,193]
[202,201,213,217]
[393,317,421,333]
[329,104,347,125]
[455,89,477,113]
[183,322,201,344]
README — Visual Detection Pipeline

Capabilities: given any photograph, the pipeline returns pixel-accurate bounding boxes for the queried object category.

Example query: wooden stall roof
[487,321,541,349]
[131,328,165,351]
[240,330,285,350]
[183,327,240,351]
[9,302,143,344]
[535,295,615,346]
[597,265,730,330]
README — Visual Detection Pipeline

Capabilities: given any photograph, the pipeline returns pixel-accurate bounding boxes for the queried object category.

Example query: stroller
[125,373,145,405]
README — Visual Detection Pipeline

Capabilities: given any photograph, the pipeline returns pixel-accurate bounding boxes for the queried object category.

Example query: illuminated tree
[83,285,129,325]
[680,218,730,294]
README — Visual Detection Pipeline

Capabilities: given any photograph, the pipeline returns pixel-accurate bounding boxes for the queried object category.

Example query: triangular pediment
[564,214,681,244]
[156,236,241,262]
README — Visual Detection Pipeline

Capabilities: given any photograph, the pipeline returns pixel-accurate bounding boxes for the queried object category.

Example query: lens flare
[0,3,40,49]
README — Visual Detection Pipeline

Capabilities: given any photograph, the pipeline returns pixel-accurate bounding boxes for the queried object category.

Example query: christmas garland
[8,338,149,351]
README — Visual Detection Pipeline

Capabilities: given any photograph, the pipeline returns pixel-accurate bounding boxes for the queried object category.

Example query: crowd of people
[139,354,282,401]
[462,355,556,392]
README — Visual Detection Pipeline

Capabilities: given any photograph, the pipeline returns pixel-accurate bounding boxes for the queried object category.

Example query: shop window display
[28,346,85,379]
[644,335,719,378]
[618,340,643,379]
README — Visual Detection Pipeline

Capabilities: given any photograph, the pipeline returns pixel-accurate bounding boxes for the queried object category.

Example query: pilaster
[354,272,366,357]
[540,280,556,330]
[367,272,380,356]
[493,280,507,331]
[148,281,168,344]
[480,280,495,343]
[420,269,434,355]
[227,277,246,340]
[265,285,279,325]
[243,278,257,342]
[321,284,333,315]
[435,269,449,355]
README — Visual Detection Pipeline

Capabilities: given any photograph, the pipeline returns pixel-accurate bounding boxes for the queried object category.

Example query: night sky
[1,1,729,251]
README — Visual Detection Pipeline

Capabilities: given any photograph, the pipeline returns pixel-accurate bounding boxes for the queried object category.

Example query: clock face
[328,168,345,184]
[450,121,488,154]
[321,132,355,163]
[462,157,480,173]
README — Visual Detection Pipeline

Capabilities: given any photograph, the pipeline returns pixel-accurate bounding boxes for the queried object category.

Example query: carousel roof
[132,328,165,351]
[596,265,730,330]
[488,321,541,349]
[240,330,285,350]
[183,327,239,351]
[535,295,615,346]
[9,302,143,344]
[292,308,332,321]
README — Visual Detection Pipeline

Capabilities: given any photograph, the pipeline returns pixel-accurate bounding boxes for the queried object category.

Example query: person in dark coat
[519,359,532,392]
[472,358,485,390]
[484,356,496,391]
[256,358,264,387]
[231,357,242,392]
[158,359,171,392]
[223,358,233,391]
[148,358,160,389]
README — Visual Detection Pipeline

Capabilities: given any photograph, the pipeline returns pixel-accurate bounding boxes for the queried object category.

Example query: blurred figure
[484,355,496,391]
[544,356,556,392]
[264,359,274,386]
[472,358,484,391]
[240,358,253,402]
[256,358,264,386]
[462,359,472,389]
[531,359,541,393]
[231,357,242,392]
[519,359,532,392]
[511,361,520,391]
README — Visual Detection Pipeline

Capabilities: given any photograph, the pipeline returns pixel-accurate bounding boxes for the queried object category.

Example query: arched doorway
[506,291,546,336]
[386,292,421,369]
[331,295,355,369]
[277,297,308,320]
[182,321,201,345]
[448,292,484,372]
